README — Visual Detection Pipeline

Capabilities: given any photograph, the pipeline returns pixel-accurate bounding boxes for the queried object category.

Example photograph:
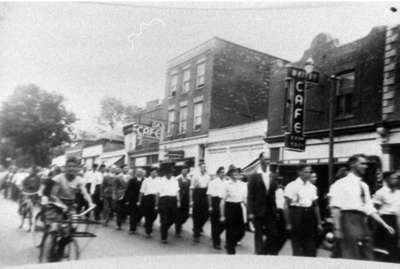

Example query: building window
[182,69,191,92]
[336,72,355,118]
[193,102,203,130]
[167,110,175,136]
[270,147,280,162]
[178,107,188,134]
[196,62,205,88]
[170,75,178,96]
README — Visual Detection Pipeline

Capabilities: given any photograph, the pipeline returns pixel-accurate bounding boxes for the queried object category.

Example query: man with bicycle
[19,166,42,231]
[50,157,94,210]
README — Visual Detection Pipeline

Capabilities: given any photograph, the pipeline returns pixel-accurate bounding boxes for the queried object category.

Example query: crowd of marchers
[0,153,400,261]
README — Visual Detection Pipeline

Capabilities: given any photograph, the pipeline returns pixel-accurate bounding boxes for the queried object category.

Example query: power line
[77,1,344,12]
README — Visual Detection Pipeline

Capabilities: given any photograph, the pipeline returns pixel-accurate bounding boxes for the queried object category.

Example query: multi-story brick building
[266,25,400,197]
[159,37,288,169]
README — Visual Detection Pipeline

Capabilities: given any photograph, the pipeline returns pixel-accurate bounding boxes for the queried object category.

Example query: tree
[0,84,76,167]
[97,96,139,130]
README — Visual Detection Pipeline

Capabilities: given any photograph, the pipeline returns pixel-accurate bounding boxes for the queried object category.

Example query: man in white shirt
[158,165,180,244]
[207,166,227,249]
[372,170,400,262]
[284,165,321,257]
[191,162,211,242]
[138,167,160,237]
[329,154,394,260]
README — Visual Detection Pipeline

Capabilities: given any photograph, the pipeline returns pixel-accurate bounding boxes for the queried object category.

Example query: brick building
[266,25,400,196]
[123,99,166,170]
[159,37,287,169]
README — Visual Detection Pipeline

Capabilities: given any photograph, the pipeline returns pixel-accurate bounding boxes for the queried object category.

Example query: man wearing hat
[248,152,281,255]
[126,168,146,234]
[158,164,180,244]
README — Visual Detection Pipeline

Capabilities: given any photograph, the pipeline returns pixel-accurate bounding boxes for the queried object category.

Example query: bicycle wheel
[61,239,80,261]
[39,231,57,263]
[33,212,47,248]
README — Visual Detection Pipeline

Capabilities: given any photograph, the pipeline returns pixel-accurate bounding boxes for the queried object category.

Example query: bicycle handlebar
[21,191,39,196]
[73,205,96,218]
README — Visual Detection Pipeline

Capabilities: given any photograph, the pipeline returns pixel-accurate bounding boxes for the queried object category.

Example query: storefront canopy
[102,156,124,167]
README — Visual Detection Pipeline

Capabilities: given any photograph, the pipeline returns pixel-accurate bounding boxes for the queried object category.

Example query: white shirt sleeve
[372,188,384,206]
[140,179,147,194]
[328,182,342,209]
[283,182,296,202]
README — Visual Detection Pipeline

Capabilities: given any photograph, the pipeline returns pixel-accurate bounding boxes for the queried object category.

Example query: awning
[102,156,124,167]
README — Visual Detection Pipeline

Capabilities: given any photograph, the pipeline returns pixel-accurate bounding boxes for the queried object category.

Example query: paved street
[0,197,329,267]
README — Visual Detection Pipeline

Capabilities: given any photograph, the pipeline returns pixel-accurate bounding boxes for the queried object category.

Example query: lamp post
[304,58,338,185]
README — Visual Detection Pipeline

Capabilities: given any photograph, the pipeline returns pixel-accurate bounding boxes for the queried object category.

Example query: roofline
[213,36,290,63]
[167,36,290,69]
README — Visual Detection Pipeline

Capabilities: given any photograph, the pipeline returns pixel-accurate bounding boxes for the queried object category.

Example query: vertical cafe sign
[285,67,308,151]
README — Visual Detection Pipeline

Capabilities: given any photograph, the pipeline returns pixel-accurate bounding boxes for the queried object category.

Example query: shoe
[161,239,168,244]
[213,245,222,250]
[116,226,121,231]
[145,233,152,238]
[129,230,136,235]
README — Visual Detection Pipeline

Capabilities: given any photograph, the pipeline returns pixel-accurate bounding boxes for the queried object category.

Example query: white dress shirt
[223,179,247,203]
[191,172,210,189]
[257,166,270,192]
[207,177,226,198]
[373,185,400,215]
[275,188,285,210]
[158,176,179,197]
[329,172,376,215]
[284,177,317,207]
[85,170,104,195]
[140,176,160,196]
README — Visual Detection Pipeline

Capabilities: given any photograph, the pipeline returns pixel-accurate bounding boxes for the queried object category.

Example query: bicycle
[35,202,98,263]
[19,191,39,232]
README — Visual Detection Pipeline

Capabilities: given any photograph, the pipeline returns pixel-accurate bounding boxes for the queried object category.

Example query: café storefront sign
[285,73,306,151]
[123,122,162,139]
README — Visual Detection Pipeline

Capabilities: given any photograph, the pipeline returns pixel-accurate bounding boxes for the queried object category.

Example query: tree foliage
[97,96,139,130]
[0,84,76,167]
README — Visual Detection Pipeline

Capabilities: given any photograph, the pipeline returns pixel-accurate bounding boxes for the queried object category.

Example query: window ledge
[335,114,355,121]
[193,128,201,132]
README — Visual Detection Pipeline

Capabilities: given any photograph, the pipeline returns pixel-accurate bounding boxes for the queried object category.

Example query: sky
[0,1,398,132]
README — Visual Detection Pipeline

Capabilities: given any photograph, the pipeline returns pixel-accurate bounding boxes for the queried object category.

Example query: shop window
[270,147,280,162]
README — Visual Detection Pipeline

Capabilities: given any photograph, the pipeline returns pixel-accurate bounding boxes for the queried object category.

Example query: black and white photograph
[0,1,400,268]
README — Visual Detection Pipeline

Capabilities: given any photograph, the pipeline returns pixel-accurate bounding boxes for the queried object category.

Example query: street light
[304,57,338,185]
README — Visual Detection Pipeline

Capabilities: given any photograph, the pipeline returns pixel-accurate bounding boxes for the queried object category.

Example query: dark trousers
[211,196,224,247]
[289,206,318,257]
[92,185,102,221]
[102,196,114,224]
[340,210,373,260]
[254,213,284,255]
[76,192,88,213]
[141,195,157,235]
[374,214,399,262]
[129,205,142,232]
[159,196,177,241]
[175,199,189,235]
[192,188,209,238]
[115,199,126,227]
[225,202,245,255]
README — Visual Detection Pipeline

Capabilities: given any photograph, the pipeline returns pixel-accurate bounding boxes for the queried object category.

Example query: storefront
[205,120,268,174]
[100,149,126,168]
